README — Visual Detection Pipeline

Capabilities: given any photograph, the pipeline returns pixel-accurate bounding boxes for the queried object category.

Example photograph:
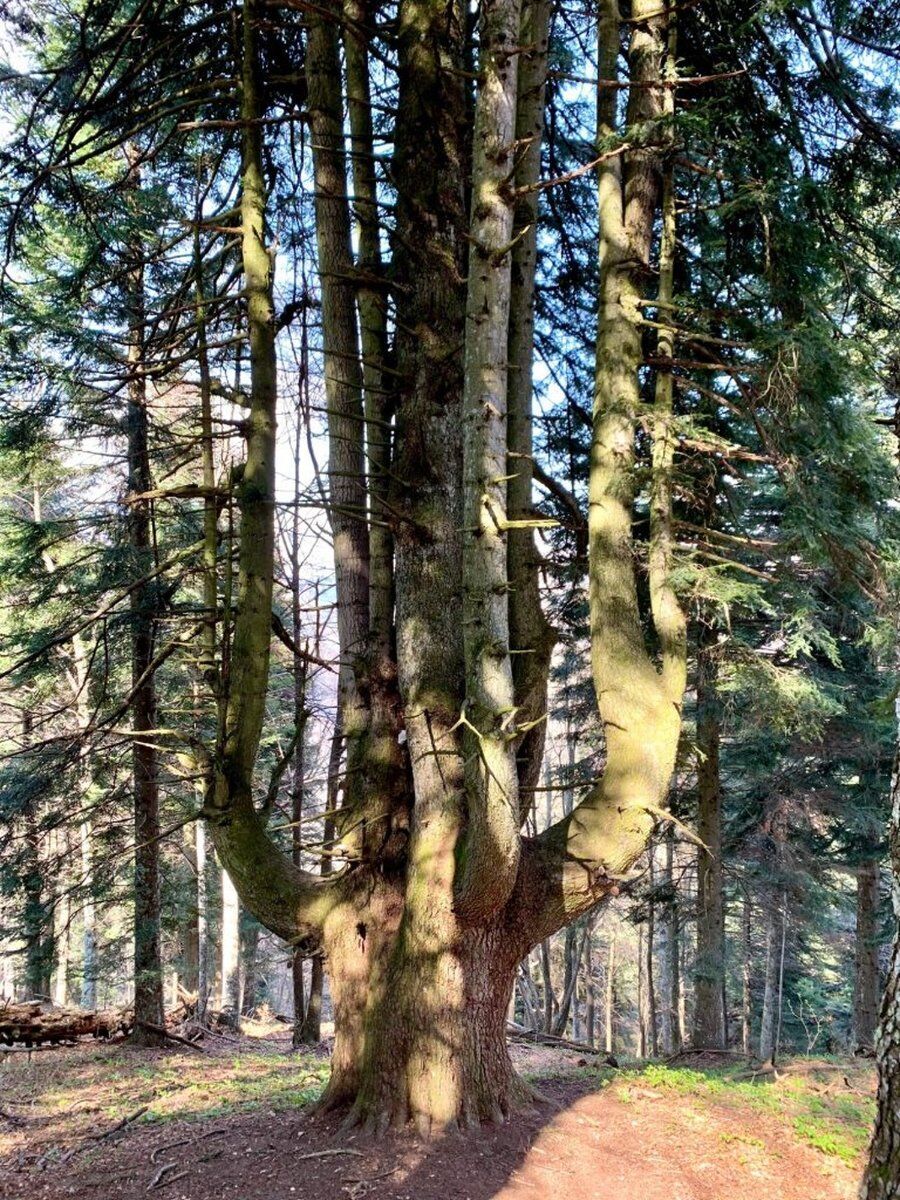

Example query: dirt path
[0,1078,861,1200]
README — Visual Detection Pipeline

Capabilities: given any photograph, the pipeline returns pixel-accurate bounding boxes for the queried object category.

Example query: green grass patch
[601,1060,873,1167]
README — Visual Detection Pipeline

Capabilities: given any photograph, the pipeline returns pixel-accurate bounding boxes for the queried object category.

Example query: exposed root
[328,1081,531,1139]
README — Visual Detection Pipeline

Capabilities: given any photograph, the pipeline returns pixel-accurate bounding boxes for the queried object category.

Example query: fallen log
[0,1001,133,1046]
[506,1024,619,1064]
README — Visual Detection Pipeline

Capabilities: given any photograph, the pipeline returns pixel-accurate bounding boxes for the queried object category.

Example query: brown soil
[0,1033,867,1200]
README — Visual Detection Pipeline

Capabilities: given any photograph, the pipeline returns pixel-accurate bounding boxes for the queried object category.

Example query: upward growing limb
[509,0,685,948]
[455,0,526,924]
[206,0,334,945]
[507,0,556,817]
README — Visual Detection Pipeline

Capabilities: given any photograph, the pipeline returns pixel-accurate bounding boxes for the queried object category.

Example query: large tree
[4,0,899,1142]
[201,0,686,1128]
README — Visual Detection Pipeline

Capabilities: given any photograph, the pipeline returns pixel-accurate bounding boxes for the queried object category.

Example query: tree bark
[299,957,324,1044]
[693,619,726,1049]
[854,858,881,1052]
[507,0,555,813]
[455,0,525,922]
[647,850,658,1056]
[741,889,752,1057]
[195,816,209,1018]
[342,0,406,846]
[605,933,616,1056]
[124,153,165,1043]
[659,828,681,1054]
[81,820,96,1010]
[758,896,781,1064]
[52,832,69,1008]
[220,866,241,1026]
[862,685,900,1197]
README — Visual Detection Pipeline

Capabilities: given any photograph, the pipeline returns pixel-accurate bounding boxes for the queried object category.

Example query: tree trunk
[241,922,260,1014]
[124,150,165,1045]
[220,866,241,1026]
[553,922,590,1037]
[741,889,752,1057]
[854,858,881,1052]
[659,829,681,1054]
[605,933,616,1055]
[647,851,658,1057]
[507,0,555,812]
[540,939,554,1033]
[693,619,726,1049]
[327,916,522,1132]
[193,818,208,1017]
[758,898,780,1064]
[638,925,647,1058]
[299,957,324,1044]
[292,952,306,1045]
[585,932,596,1047]
[51,833,69,1008]
[81,820,96,1010]
[862,696,900,1197]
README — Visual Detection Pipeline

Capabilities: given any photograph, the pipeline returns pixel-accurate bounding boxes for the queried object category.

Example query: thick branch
[454,0,525,924]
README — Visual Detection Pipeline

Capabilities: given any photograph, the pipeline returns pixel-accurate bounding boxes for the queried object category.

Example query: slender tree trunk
[693,619,726,1049]
[741,890,752,1056]
[342,0,405,845]
[80,820,96,1010]
[553,922,590,1037]
[306,0,388,863]
[647,851,658,1057]
[220,866,241,1026]
[507,0,555,810]
[300,713,342,1048]
[758,897,780,1064]
[123,177,165,1040]
[516,963,540,1032]
[605,933,616,1056]
[196,817,208,1018]
[862,716,900,1199]
[774,897,787,1062]
[181,824,200,995]
[290,407,311,1046]
[240,923,260,1014]
[52,833,69,1007]
[540,939,554,1033]
[300,958,324,1043]
[854,858,881,1052]
[585,932,596,1046]
[659,829,681,1054]
[638,925,647,1058]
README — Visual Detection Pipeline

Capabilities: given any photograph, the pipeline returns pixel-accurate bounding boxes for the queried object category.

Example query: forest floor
[0,1020,875,1200]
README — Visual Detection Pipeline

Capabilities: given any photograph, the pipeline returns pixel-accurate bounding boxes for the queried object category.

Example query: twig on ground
[296,1148,366,1161]
[151,1168,188,1189]
[137,1021,210,1052]
[150,1127,225,1163]
[89,1105,149,1141]
[148,1161,178,1189]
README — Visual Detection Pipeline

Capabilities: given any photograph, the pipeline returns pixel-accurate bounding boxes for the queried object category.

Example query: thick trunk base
[316,912,528,1133]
